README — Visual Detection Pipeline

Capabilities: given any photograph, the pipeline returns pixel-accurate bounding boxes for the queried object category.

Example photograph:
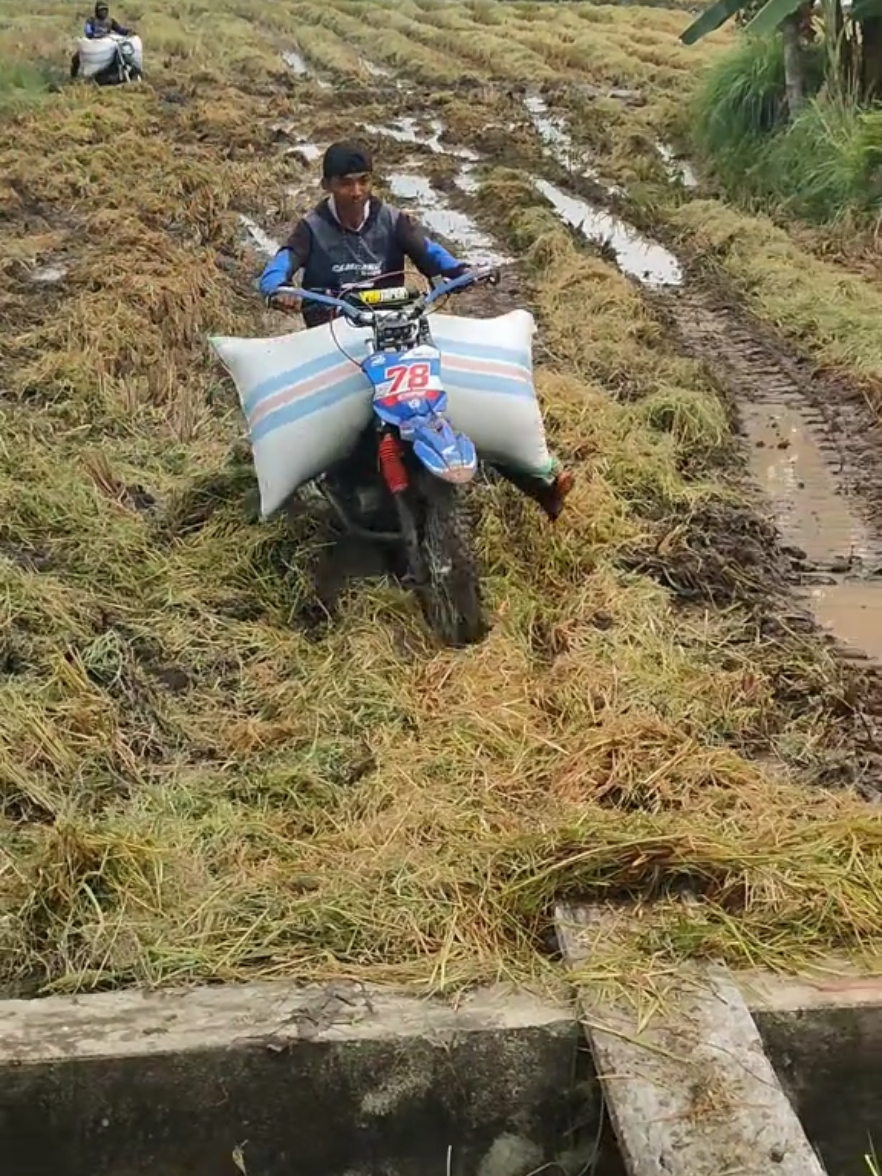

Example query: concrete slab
[0,978,570,1061]
[0,980,604,1176]
[736,966,882,1012]
[745,971,882,1176]
[556,903,828,1176]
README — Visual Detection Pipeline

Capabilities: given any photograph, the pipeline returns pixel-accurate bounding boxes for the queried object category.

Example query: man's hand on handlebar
[268,290,302,314]
[454,264,500,287]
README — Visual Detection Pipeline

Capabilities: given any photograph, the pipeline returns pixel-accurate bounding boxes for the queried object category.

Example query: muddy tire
[416,477,485,648]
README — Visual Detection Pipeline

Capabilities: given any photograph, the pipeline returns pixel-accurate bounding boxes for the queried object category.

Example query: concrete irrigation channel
[2,909,881,1176]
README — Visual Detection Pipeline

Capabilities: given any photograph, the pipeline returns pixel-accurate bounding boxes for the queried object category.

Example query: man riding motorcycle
[70,2,132,78]
[259,141,573,521]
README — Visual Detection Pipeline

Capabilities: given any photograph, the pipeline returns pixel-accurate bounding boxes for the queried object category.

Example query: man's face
[326,171,372,216]
[97,5,109,17]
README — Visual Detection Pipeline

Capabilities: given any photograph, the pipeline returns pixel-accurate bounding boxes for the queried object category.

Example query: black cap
[322,141,373,181]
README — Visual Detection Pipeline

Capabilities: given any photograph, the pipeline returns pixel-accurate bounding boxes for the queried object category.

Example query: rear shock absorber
[378,433,408,494]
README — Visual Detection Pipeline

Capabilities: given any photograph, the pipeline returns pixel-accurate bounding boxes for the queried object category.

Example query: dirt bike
[91,33,143,86]
[274,267,499,647]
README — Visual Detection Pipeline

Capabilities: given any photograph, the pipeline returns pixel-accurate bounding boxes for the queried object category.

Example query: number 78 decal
[382,360,443,397]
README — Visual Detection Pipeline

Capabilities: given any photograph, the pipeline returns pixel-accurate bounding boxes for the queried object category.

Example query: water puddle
[361,58,391,77]
[282,49,331,88]
[742,396,882,661]
[807,580,882,662]
[270,124,324,163]
[361,117,479,161]
[283,50,309,75]
[454,163,480,195]
[656,142,698,190]
[534,177,682,287]
[239,215,280,258]
[30,263,67,284]
[523,94,623,196]
[524,94,600,182]
[388,171,510,266]
[741,399,872,567]
[291,141,323,163]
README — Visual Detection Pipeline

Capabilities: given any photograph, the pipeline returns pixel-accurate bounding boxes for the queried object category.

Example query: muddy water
[361,117,479,161]
[291,141,324,163]
[388,171,510,266]
[670,290,882,661]
[239,215,280,258]
[656,142,698,190]
[454,164,480,195]
[740,398,872,566]
[361,58,391,78]
[282,49,331,89]
[283,50,309,75]
[524,94,594,177]
[523,94,622,195]
[534,177,682,287]
[808,581,882,661]
[30,263,67,284]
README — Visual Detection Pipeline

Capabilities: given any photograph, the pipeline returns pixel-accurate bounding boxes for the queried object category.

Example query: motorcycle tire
[416,475,485,648]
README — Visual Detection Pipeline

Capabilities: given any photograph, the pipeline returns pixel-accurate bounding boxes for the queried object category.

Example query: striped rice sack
[209,309,551,518]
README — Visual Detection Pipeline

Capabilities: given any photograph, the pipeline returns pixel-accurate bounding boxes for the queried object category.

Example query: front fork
[377,428,427,587]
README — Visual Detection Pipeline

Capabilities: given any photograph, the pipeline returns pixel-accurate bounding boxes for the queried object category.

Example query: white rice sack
[209,319,376,518]
[209,308,551,520]
[125,33,144,72]
[78,36,117,78]
[79,33,143,78]
[429,309,552,475]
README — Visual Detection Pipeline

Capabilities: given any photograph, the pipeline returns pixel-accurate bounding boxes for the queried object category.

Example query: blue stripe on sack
[253,366,536,444]
[433,337,533,372]
[441,368,535,398]
[242,335,533,416]
[249,377,371,443]
[243,354,362,417]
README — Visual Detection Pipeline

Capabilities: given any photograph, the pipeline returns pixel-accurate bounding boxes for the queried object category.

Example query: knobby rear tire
[416,476,485,648]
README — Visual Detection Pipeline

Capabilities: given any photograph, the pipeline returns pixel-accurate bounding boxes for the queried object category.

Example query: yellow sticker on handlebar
[357,286,410,305]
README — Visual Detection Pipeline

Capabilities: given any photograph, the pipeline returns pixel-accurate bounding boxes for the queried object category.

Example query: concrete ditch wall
[745,973,882,1176]
[0,981,615,1176]
[3,971,882,1176]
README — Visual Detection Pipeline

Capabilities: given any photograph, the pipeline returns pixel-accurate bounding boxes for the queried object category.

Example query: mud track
[658,284,882,666]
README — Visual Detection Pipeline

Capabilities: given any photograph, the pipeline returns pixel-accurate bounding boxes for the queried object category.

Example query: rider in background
[260,141,573,520]
[70,3,132,77]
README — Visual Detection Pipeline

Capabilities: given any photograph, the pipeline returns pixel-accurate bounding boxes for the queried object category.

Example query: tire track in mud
[505,82,882,668]
[660,286,882,664]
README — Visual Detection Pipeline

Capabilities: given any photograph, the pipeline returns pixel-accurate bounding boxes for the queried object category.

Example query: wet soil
[659,286,882,666]
[500,80,882,678]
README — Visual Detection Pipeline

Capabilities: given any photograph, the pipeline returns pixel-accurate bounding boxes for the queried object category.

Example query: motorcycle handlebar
[271,265,500,324]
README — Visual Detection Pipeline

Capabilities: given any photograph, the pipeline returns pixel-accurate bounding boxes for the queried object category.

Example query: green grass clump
[760,99,882,223]
[692,33,821,158]
[689,31,882,226]
[0,55,55,114]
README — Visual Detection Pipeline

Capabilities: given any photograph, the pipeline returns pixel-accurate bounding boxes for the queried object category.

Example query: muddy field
[2,0,882,998]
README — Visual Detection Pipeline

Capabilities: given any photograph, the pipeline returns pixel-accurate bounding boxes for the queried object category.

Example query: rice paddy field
[3,0,882,1000]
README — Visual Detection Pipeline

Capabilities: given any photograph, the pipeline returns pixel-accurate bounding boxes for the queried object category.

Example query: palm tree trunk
[860,16,882,100]
[781,12,807,116]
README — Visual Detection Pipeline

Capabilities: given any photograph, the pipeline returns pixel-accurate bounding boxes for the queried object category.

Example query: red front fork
[378,432,408,495]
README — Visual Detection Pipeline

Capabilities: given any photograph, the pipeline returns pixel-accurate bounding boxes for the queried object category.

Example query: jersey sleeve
[396,210,462,277]
[258,219,311,297]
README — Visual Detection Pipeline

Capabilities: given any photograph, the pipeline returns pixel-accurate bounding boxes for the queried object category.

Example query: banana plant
[680,0,805,43]
[682,0,882,99]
